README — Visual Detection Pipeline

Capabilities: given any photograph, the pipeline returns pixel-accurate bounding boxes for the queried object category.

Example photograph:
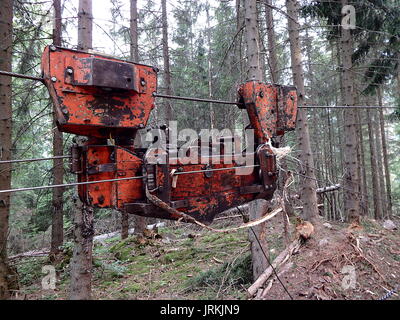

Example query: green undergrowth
[184,253,252,293]
[14,224,256,299]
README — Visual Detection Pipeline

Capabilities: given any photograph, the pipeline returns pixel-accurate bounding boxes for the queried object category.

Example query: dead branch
[316,184,341,194]
[247,237,302,297]
[9,249,50,260]
[146,185,282,233]
[260,262,293,299]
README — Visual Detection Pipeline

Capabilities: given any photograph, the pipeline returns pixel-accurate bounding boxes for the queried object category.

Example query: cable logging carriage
[38,45,298,223]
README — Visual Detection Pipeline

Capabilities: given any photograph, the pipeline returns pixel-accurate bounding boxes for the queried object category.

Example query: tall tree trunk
[358,110,369,216]
[244,0,269,280]
[77,0,92,51]
[286,0,319,221]
[70,0,94,300]
[206,6,215,129]
[366,108,383,220]
[0,0,13,300]
[130,0,139,63]
[373,107,386,219]
[127,0,146,237]
[244,0,262,81]
[377,87,392,218]
[339,0,360,222]
[236,0,249,139]
[50,0,64,256]
[265,0,279,83]
[353,83,367,216]
[161,0,172,122]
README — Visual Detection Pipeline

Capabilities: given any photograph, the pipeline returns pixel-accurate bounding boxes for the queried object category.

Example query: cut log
[291,184,341,200]
[294,203,324,210]
[296,220,315,240]
[316,184,341,194]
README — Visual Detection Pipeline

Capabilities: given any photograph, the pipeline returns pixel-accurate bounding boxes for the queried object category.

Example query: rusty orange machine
[41,45,297,223]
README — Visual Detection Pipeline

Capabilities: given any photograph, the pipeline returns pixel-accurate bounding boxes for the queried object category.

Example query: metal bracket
[87,163,116,175]
[170,199,189,209]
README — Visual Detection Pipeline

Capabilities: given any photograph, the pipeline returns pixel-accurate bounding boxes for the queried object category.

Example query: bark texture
[244,0,262,81]
[0,0,13,299]
[265,0,279,83]
[77,0,92,51]
[70,0,94,300]
[367,108,383,220]
[130,0,139,63]
[126,0,146,237]
[286,0,319,221]
[69,197,94,299]
[162,0,172,122]
[51,0,64,255]
[340,0,360,222]
[244,0,269,280]
[377,88,392,218]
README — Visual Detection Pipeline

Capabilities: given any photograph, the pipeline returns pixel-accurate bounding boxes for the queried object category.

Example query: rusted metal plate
[73,57,137,91]
[238,81,298,142]
[41,45,158,139]
[238,81,277,143]
[276,85,297,134]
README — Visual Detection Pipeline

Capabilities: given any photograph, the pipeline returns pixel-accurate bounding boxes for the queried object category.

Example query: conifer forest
[0,0,399,303]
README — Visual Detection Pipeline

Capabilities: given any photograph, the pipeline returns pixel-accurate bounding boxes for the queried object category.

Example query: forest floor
[10,213,400,300]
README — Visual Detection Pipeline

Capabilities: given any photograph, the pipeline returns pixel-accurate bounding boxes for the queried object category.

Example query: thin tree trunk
[373,107,386,219]
[339,0,360,222]
[244,0,262,81]
[77,0,92,51]
[70,0,94,300]
[358,111,369,216]
[206,6,215,129]
[286,0,319,222]
[50,0,64,255]
[236,0,249,138]
[69,197,94,299]
[244,0,269,281]
[367,107,382,220]
[127,0,146,237]
[353,82,366,216]
[130,0,139,63]
[327,109,335,219]
[248,201,270,281]
[161,0,172,122]
[377,87,392,218]
[0,0,13,300]
[264,0,279,83]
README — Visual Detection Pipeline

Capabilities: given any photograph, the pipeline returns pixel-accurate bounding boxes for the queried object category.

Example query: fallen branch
[146,185,282,233]
[9,222,166,261]
[260,262,293,299]
[9,249,50,260]
[294,203,324,210]
[316,184,341,193]
[292,184,341,200]
[247,237,302,297]
[94,222,165,243]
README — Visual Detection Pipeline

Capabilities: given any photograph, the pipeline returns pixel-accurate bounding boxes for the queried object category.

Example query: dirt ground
[261,216,400,300]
